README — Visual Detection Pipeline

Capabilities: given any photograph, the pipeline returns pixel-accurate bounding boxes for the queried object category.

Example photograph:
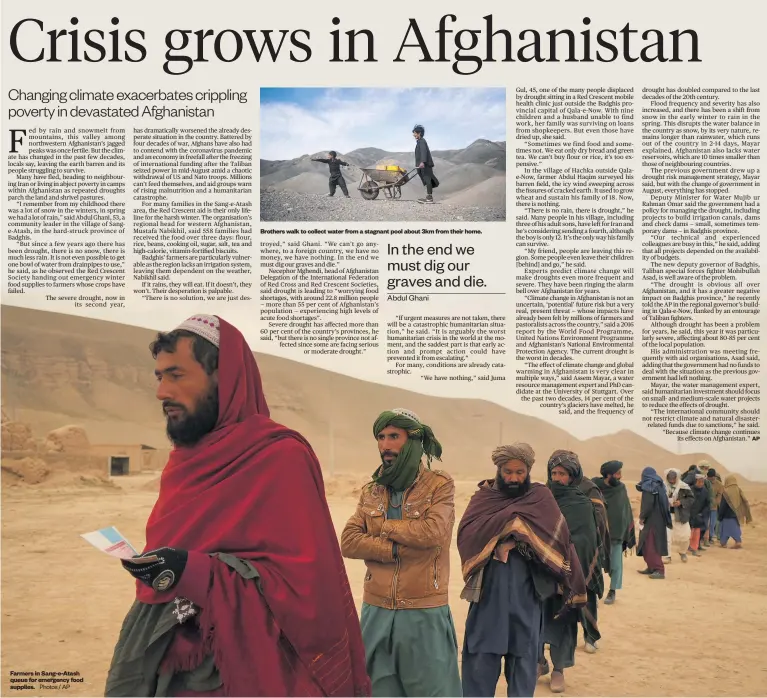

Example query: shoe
[538,659,550,678]
[702,541,710,548]
[584,642,597,654]
[649,571,665,579]
[344,195,351,198]
[638,568,653,575]
[691,550,702,557]
[604,590,616,605]
[680,553,688,563]
[734,542,743,549]
[663,556,672,564]
[550,671,565,693]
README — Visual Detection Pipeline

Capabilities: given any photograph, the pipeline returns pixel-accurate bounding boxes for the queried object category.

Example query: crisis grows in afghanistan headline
[8,14,700,76]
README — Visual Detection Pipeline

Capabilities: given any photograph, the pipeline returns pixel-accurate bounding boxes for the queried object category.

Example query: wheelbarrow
[358,166,418,200]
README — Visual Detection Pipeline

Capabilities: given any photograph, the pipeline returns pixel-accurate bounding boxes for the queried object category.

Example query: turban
[600,460,623,477]
[547,449,583,484]
[372,408,442,491]
[492,442,535,470]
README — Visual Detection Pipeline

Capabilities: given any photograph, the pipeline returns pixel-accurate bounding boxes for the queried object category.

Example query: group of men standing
[105,315,752,698]
[634,464,753,578]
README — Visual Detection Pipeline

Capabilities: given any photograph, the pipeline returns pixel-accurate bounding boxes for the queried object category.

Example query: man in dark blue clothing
[312,151,351,197]
[412,125,439,204]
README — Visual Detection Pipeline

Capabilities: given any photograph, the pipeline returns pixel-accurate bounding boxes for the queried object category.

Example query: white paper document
[80,526,143,560]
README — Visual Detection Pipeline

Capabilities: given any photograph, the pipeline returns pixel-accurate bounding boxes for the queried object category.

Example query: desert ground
[2,472,766,697]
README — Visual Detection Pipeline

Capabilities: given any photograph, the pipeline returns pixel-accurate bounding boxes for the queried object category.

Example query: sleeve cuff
[174,551,213,605]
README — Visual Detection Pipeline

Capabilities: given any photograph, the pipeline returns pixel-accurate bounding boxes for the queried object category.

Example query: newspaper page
[1,0,765,695]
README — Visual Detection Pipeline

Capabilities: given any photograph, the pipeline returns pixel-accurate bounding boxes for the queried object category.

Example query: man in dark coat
[412,124,439,204]
[688,473,711,557]
[636,467,673,580]
[538,450,601,694]
[592,461,635,605]
[311,151,351,197]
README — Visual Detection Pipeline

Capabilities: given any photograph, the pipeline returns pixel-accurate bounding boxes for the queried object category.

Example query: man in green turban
[341,408,461,697]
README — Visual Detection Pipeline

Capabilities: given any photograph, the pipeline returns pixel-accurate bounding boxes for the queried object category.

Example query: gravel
[260,189,506,222]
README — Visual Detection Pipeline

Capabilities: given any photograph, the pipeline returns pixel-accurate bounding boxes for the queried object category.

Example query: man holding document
[105,314,370,697]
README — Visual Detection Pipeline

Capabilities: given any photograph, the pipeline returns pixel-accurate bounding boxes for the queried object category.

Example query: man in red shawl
[105,314,370,698]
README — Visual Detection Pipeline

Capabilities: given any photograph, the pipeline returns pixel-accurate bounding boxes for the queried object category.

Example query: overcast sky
[259,87,506,160]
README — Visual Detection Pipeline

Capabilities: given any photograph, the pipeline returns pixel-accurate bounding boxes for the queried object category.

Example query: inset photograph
[260,88,506,222]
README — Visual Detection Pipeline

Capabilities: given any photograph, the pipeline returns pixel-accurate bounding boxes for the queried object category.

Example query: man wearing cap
[106,315,370,697]
[341,409,461,697]
[312,151,351,197]
[689,473,711,556]
[592,461,635,605]
[457,444,586,697]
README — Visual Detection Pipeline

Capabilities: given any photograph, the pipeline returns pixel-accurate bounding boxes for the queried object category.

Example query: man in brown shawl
[457,443,586,697]
[718,474,752,548]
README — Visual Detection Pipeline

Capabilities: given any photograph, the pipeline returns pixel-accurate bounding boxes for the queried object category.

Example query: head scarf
[723,475,753,524]
[663,467,691,504]
[548,450,583,485]
[137,317,370,697]
[492,442,535,470]
[372,408,442,491]
[600,460,623,477]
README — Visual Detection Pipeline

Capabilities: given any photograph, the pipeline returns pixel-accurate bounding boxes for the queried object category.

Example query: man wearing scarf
[663,469,694,563]
[636,467,673,580]
[105,315,370,697]
[457,444,586,698]
[592,461,635,605]
[574,469,610,653]
[707,468,725,542]
[688,473,711,556]
[695,461,715,546]
[537,451,601,693]
[718,475,752,549]
[341,409,461,697]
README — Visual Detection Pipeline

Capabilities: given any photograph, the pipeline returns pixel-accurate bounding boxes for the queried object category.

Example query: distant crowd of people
[103,315,755,698]
[639,464,753,579]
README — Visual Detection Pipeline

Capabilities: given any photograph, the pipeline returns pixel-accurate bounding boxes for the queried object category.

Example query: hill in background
[260,139,506,208]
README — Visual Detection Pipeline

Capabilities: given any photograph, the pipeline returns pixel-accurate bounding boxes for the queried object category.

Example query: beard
[496,472,531,498]
[380,450,398,468]
[608,476,622,487]
[164,383,219,447]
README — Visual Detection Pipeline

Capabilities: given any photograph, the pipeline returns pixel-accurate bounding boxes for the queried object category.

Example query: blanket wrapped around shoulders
[457,481,586,607]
